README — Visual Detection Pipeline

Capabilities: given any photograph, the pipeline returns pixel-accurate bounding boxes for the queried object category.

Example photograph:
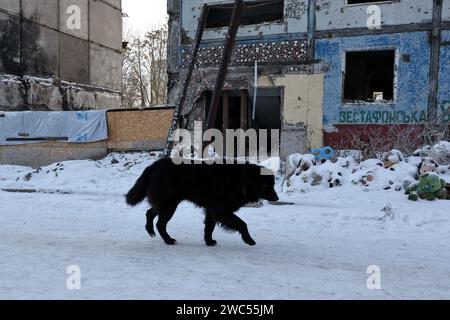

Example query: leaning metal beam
[163,4,208,159]
[206,0,244,131]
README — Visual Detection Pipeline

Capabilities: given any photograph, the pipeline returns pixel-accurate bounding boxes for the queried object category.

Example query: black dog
[126,158,279,246]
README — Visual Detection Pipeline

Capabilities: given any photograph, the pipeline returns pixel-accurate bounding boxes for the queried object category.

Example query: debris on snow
[430,141,450,165]
[283,142,450,195]
[378,203,395,221]
[383,149,405,168]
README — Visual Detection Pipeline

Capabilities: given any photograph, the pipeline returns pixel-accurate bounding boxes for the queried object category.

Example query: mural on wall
[316,32,431,126]
[338,110,428,125]
[284,0,308,19]
[183,39,308,68]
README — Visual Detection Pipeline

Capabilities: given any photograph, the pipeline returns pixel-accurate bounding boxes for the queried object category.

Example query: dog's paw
[164,239,177,245]
[205,240,217,247]
[145,226,156,238]
[243,237,256,246]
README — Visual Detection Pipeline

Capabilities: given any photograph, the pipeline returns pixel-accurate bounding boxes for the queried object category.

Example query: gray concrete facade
[0,0,123,111]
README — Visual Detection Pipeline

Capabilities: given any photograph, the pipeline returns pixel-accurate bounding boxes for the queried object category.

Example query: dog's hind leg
[204,210,217,247]
[217,213,256,246]
[146,208,158,238]
[156,204,179,245]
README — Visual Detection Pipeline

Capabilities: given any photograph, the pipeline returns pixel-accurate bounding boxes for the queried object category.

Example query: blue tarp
[0,111,108,145]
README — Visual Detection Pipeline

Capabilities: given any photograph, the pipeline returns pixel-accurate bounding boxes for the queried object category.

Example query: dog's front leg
[146,208,158,238]
[204,210,217,247]
[217,212,256,246]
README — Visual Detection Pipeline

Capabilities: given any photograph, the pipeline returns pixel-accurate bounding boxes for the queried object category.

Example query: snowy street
[0,153,449,299]
[1,0,449,304]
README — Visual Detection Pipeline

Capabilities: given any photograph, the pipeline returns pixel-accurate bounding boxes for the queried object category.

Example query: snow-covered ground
[0,153,449,299]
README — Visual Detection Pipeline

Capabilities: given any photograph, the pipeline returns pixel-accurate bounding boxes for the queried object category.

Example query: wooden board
[107,108,174,151]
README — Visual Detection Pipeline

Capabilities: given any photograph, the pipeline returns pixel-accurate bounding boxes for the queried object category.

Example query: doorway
[203,88,282,156]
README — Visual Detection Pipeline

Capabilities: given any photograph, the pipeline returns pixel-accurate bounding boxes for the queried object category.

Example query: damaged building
[0,0,123,111]
[167,0,450,158]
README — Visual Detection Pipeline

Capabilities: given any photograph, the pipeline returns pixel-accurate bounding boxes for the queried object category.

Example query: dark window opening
[347,0,392,4]
[249,88,282,131]
[205,0,284,29]
[203,88,281,156]
[343,50,395,103]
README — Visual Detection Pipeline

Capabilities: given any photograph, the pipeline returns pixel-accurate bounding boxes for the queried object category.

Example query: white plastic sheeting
[0,111,108,145]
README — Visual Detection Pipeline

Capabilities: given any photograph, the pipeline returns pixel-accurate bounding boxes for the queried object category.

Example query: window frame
[345,0,398,7]
[204,0,286,31]
[341,47,399,106]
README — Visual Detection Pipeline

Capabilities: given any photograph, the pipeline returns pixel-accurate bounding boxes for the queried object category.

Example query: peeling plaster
[315,0,434,30]
[285,0,308,19]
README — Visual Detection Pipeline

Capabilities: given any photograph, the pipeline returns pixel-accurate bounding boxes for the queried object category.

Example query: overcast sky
[122,0,168,35]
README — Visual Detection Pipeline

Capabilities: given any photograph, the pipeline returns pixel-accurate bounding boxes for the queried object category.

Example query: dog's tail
[126,165,154,206]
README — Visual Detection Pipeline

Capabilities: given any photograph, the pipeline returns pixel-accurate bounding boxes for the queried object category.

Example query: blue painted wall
[438,30,450,122]
[315,32,431,126]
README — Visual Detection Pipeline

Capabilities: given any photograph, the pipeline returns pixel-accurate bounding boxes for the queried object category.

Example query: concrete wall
[315,0,433,30]
[181,0,309,42]
[0,0,123,111]
[258,73,324,153]
[179,0,436,40]
[443,0,450,22]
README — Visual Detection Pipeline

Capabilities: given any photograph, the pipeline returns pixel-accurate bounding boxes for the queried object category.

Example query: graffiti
[338,110,428,124]
[285,0,308,19]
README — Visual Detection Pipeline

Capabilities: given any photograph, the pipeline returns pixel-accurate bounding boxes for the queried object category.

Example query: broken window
[343,50,395,103]
[347,0,393,4]
[205,0,284,29]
